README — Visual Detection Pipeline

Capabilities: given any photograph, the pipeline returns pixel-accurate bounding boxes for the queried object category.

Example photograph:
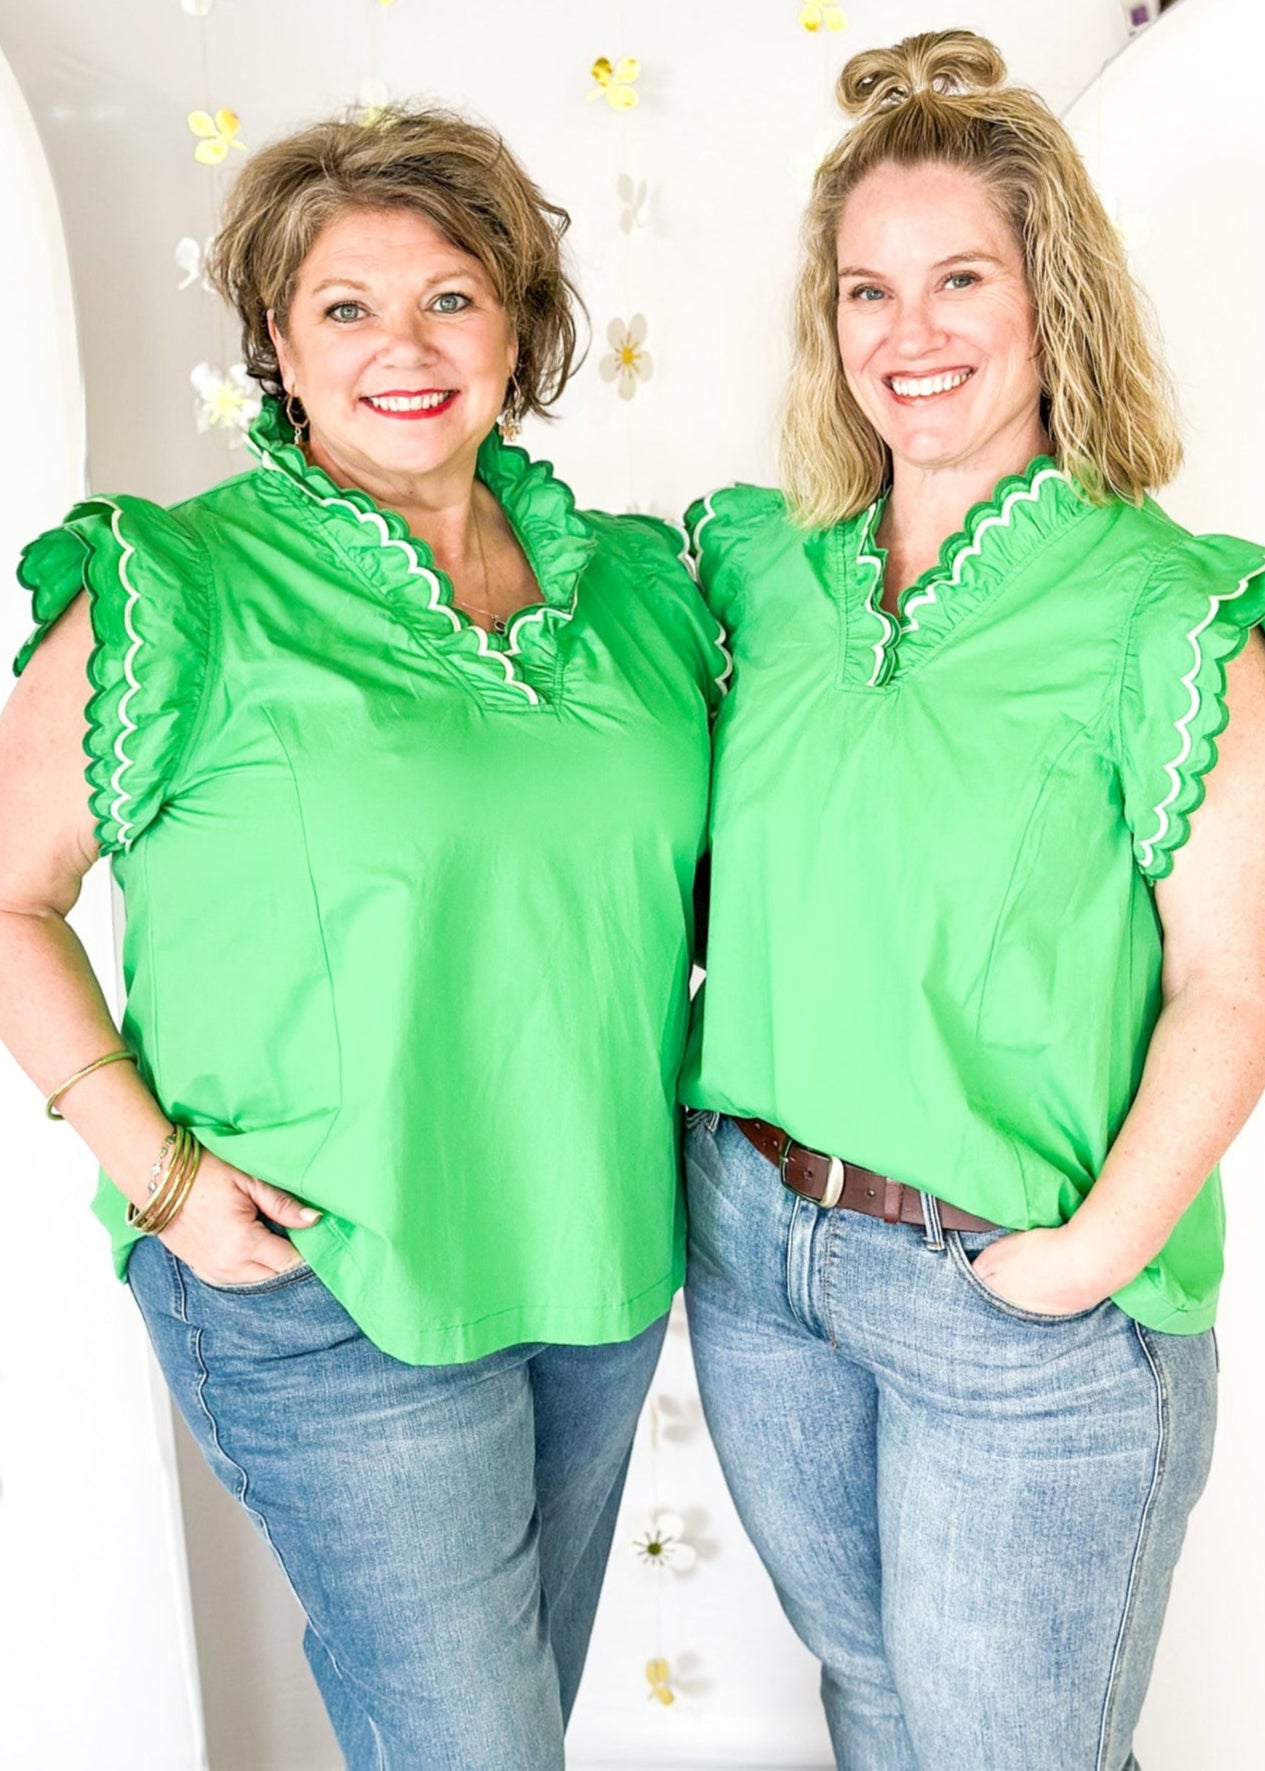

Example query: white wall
[1066,3,1265,1762]
[0,45,206,1771]
[5,2,1261,1767]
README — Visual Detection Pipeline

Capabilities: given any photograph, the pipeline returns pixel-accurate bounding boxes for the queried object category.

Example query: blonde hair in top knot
[838,29,1006,117]
[780,29,1182,527]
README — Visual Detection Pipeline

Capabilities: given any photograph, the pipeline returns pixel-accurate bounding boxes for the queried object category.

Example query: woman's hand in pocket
[155,1148,319,1287]
[970,1224,1115,1317]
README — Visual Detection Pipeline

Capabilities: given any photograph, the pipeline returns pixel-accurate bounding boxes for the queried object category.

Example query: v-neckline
[245,397,598,707]
[837,456,1086,689]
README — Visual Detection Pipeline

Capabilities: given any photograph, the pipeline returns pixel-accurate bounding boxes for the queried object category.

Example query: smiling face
[270,205,516,502]
[834,161,1047,487]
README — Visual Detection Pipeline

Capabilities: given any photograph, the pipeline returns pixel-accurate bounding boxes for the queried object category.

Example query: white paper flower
[631,1512,696,1574]
[181,0,214,15]
[191,362,261,442]
[618,174,649,235]
[600,314,653,401]
[175,236,214,292]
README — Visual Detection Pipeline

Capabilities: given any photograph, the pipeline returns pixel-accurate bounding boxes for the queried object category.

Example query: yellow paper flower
[800,3,846,31]
[645,1658,675,1706]
[600,315,653,401]
[188,108,247,165]
[191,362,261,440]
[589,56,640,110]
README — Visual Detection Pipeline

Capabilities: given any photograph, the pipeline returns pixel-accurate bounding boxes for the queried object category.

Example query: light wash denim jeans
[685,1114,1216,1771]
[128,1234,667,1771]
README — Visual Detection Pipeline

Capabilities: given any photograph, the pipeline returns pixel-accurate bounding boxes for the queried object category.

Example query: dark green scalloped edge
[897,455,1083,611]
[1136,559,1265,882]
[246,398,596,642]
[16,503,137,854]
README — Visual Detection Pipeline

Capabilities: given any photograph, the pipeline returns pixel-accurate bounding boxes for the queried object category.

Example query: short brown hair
[207,107,583,425]
[781,30,1182,526]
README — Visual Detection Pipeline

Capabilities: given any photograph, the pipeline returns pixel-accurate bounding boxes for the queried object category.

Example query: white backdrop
[3,2,1261,1767]
[1066,3,1265,1763]
[0,44,206,1771]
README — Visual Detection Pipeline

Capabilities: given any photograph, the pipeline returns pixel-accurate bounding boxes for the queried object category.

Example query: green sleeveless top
[683,459,1265,1333]
[16,399,727,1364]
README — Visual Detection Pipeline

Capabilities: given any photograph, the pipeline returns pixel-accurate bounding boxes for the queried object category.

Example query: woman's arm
[0,596,316,1283]
[974,630,1265,1314]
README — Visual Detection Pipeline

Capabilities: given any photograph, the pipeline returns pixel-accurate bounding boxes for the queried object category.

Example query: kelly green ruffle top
[683,459,1265,1334]
[16,399,728,1364]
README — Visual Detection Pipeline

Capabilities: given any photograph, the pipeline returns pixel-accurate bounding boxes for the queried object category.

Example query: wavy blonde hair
[780,30,1182,526]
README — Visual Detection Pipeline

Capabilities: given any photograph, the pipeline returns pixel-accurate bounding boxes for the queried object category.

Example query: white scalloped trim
[1135,560,1264,872]
[685,494,736,698]
[247,436,541,705]
[899,466,1072,635]
[856,499,896,687]
[101,500,143,847]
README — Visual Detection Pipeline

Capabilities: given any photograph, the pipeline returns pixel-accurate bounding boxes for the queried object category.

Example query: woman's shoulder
[14,490,226,855]
[685,482,789,563]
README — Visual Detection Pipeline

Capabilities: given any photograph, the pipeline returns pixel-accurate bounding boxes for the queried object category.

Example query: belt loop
[882,1180,904,1225]
[920,1190,944,1251]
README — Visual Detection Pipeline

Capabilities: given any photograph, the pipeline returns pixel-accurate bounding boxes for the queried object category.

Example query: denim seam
[819,1210,843,1350]
[1094,1321,1168,1771]
[164,1248,386,1758]
[198,1262,316,1296]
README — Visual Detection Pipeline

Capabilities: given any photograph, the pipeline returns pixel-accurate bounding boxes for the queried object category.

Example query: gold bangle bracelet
[146,1138,201,1235]
[46,1049,137,1120]
[128,1126,203,1236]
[128,1126,192,1233]
[128,1135,188,1234]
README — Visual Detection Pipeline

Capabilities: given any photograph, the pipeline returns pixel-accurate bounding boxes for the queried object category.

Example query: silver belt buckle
[780,1134,846,1210]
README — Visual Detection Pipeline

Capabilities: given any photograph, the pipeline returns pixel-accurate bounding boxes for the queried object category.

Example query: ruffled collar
[843,456,1088,687]
[245,396,597,705]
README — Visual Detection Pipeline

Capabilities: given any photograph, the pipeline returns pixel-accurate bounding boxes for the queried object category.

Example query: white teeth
[367,392,451,412]
[889,370,972,399]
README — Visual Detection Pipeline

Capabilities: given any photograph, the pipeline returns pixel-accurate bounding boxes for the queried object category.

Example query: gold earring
[284,391,308,447]
[497,374,522,443]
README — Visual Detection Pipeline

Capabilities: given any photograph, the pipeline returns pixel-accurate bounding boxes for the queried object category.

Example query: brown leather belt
[735,1117,1000,1233]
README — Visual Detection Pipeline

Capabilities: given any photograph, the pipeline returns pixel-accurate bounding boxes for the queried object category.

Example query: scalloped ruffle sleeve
[1117,532,1265,882]
[684,483,785,636]
[14,496,213,856]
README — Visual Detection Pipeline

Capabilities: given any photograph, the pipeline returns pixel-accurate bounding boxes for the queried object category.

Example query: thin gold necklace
[464,502,510,634]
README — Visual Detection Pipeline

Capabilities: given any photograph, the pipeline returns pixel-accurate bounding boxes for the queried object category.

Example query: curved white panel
[1066,5,1265,1764]
[0,48,205,1771]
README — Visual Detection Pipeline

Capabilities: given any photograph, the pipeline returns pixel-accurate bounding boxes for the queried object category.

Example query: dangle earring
[497,373,522,444]
[284,390,309,448]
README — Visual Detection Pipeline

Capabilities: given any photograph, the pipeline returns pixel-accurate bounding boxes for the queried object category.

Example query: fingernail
[300,1207,320,1223]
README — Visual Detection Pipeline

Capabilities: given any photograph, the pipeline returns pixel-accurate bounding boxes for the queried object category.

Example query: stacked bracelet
[126,1124,203,1236]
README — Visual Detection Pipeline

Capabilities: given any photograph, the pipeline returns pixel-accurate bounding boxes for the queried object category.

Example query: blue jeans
[685,1114,1216,1771]
[128,1235,667,1770]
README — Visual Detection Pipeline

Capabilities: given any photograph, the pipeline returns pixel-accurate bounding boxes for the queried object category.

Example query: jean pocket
[946,1231,1109,1326]
[189,1259,315,1296]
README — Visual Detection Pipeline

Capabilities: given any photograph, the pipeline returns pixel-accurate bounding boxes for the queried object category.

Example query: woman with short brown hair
[0,107,723,1768]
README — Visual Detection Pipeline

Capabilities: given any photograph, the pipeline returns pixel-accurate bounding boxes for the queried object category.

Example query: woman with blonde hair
[684,30,1265,1768]
[0,108,723,1767]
